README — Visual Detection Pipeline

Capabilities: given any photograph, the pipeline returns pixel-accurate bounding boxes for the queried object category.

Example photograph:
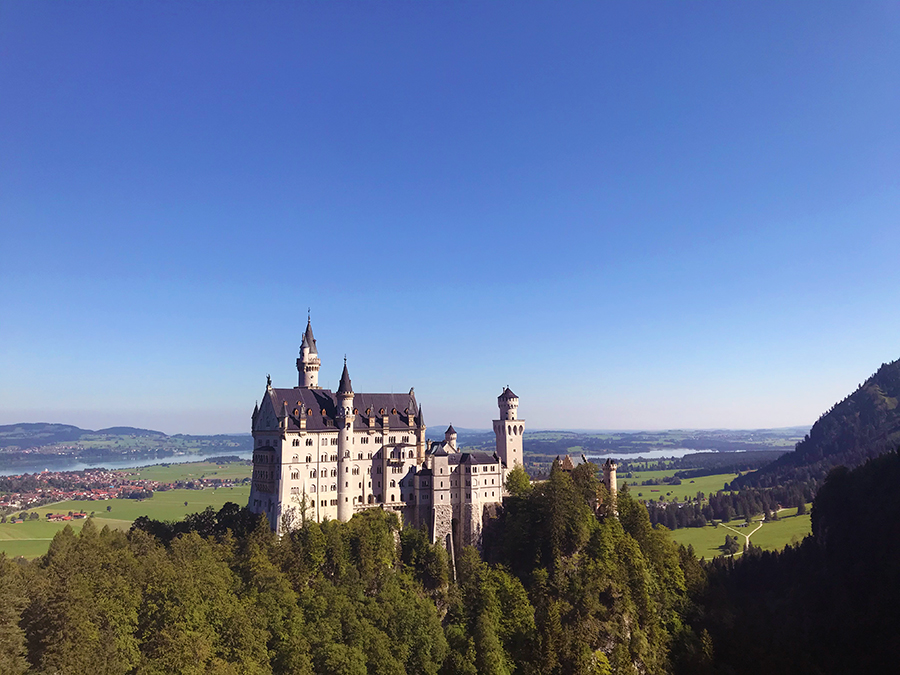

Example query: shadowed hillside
[733,358,900,489]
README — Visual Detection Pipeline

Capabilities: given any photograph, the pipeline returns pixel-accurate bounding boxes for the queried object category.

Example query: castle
[248,318,524,547]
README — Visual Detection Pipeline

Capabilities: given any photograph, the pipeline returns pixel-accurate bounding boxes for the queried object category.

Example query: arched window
[292,454,298,463]
[310,485,316,492]
[306,455,312,463]
[291,471,299,480]
[305,438,313,446]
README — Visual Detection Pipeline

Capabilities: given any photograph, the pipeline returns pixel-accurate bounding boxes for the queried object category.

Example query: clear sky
[1,2,898,434]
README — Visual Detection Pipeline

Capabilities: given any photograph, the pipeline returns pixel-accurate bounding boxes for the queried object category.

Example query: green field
[669,506,812,558]
[0,485,250,559]
[114,460,251,483]
[620,471,740,502]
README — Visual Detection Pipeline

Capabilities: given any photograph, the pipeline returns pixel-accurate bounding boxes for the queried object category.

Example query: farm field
[620,471,740,502]
[669,506,812,558]
[114,460,251,483]
[0,485,250,559]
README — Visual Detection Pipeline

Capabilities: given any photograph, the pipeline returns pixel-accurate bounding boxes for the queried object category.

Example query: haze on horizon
[2,3,898,436]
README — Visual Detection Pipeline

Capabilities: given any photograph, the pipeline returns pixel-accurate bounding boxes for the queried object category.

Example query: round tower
[297,316,321,388]
[493,387,524,468]
[444,424,457,451]
[603,459,618,510]
[336,359,354,522]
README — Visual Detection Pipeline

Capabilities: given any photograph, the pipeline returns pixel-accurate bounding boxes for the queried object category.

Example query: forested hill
[0,423,251,469]
[733,358,900,489]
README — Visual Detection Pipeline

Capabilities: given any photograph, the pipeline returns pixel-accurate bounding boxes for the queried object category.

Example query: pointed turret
[301,316,318,354]
[417,406,425,427]
[337,358,353,395]
[444,424,457,451]
[297,315,321,388]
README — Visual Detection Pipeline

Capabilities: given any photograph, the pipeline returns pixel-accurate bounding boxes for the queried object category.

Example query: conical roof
[301,317,318,354]
[499,386,518,400]
[337,360,353,396]
[445,424,456,435]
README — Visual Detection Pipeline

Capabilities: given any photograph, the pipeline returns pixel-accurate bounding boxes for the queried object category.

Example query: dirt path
[721,521,764,555]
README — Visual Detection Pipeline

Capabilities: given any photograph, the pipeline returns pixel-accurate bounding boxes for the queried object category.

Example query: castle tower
[602,459,618,511]
[297,316,321,388]
[444,425,457,451]
[336,359,354,522]
[416,406,427,463]
[493,387,524,468]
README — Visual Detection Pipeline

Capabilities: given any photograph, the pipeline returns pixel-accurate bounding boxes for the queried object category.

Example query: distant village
[0,466,249,515]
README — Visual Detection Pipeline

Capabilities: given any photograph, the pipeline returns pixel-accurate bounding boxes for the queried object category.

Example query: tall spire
[337,358,353,396]
[301,315,317,354]
[297,313,322,388]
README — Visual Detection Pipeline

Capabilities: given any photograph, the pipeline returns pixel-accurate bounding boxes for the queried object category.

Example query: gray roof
[267,387,420,432]
[337,362,353,395]
[499,387,518,400]
[300,318,318,354]
[459,451,498,465]
[445,425,456,435]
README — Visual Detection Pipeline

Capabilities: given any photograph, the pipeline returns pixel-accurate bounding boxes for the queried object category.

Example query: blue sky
[1,2,898,434]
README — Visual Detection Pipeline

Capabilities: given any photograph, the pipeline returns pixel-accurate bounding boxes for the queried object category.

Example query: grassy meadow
[669,506,812,558]
[114,460,251,483]
[0,485,250,559]
[619,470,740,502]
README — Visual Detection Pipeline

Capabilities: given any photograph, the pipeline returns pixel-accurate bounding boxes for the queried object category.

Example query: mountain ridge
[733,358,900,489]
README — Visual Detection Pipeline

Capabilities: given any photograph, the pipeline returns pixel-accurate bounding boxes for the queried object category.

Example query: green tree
[504,464,532,497]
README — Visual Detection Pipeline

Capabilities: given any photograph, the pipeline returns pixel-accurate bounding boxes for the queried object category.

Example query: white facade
[247,319,523,547]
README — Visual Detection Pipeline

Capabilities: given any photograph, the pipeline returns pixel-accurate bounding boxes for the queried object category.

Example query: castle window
[331,484,337,491]
[292,439,299,447]
[377,467,382,474]
[331,499,337,506]
[358,453,363,460]
[306,439,313,446]
[352,467,359,475]
[389,436,396,444]
[409,450,414,458]
[331,438,337,446]
[321,500,326,506]
[375,436,383,443]
[292,455,298,463]
[306,455,312,463]
[291,487,299,494]
[291,471,299,480]
[311,485,316,492]
[402,435,409,443]
[321,455,327,462]
[331,455,337,462]
[361,437,369,444]
[390,480,396,487]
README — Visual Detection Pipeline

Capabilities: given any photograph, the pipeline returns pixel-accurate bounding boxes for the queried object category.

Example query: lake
[0,451,253,477]
[586,448,713,461]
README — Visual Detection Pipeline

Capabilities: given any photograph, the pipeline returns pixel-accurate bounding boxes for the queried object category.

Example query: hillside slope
[733,358,900,489]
